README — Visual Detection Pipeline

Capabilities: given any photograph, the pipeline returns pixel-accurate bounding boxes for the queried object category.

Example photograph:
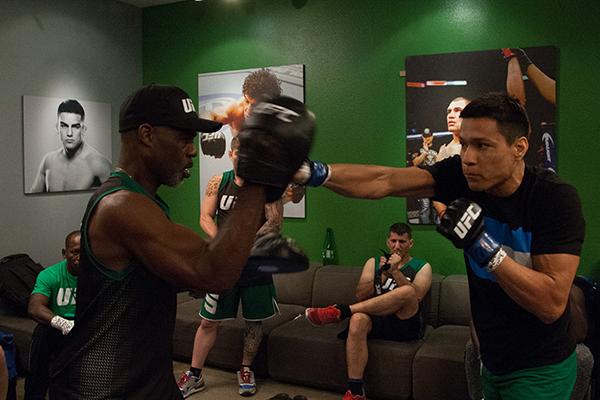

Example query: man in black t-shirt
[295,93,584,399]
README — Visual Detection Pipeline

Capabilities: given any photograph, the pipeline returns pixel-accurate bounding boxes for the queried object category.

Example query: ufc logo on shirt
[453,204,481,239]
[382,278,397,291]
[253,102,299,123]
[220,195,237,211]
[182,98,196,113]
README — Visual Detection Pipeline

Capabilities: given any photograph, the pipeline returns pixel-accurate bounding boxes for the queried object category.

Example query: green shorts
[199,283,279,321]
[481,351,577,400]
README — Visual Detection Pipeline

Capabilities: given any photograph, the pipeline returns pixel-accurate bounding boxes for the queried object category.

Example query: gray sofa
[1,263,594,399]
[173,265,473,400]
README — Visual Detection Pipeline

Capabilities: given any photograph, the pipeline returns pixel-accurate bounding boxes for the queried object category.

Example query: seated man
[305,223,432,400]
[25,231,80,400]
[178,137,283,398]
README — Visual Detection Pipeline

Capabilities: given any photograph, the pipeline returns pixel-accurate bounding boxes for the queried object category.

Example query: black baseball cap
[118,84,222,134]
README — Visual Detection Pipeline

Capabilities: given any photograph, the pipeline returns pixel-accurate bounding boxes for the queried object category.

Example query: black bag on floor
[0,253,44,316]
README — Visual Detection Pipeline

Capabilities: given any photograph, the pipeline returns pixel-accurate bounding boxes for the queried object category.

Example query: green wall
[143,0,600,278]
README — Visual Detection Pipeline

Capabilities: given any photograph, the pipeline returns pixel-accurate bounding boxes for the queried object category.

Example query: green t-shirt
[31,259,77,318]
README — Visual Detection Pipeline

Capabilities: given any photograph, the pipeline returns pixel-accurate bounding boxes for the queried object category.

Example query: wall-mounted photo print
[23,96,112,194]
[405,46,557,224]
[198,64,306,218]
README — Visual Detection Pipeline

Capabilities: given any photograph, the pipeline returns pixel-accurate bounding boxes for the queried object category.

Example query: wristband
[466,231,501,267]
[307,161,331,187]
[486,247,507,273]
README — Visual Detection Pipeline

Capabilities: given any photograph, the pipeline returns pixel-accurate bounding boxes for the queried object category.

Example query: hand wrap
[50,315,74,335]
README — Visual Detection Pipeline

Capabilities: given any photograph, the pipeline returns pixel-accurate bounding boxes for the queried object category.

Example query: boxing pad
[200,131,226,158]
[236,96,315,198]
[437,198,503,268]
[245,232,309,273]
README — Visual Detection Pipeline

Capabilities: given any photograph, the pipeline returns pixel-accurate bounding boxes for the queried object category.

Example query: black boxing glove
[236,96,315,198]
[436,198,506,271]
[200,131,226,158]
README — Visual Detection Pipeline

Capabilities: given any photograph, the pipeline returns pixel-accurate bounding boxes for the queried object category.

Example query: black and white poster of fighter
[198,64,306,218]
[405,46,557,225]
[23,95,112,194]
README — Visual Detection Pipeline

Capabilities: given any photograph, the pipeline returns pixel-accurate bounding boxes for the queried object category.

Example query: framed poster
[198,64,306,218]
[23,96,112,194]
[405,46,557,224]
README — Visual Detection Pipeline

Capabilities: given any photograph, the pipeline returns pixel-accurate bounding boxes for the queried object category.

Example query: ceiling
[118,0,186,8]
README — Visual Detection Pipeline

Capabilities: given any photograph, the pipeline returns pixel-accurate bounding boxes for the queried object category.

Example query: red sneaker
[305,305,342,325]
[342,389,365,400]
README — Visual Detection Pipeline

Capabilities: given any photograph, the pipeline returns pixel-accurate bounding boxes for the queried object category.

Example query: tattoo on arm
[256,200,284,236]
[205,177,220,197]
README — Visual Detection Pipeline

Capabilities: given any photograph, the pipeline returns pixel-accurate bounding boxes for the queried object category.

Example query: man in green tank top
[305,223,432,400]
[49,85,314,400]
[179,137,283,397]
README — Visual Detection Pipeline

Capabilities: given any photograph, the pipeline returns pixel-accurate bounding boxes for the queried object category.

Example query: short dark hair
[242,69,282,101]
[65,230,80,248]
[450,96,470,104]
[389,222,411,239]
[460,92,530,143]
[58,99,85,120]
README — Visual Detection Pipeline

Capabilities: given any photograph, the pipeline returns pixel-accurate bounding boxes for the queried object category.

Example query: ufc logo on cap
[182,98,196,113]
[253,102,299,123]
[453,204,481,239]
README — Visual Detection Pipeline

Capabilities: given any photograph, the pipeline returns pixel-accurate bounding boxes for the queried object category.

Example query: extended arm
[526,64,556,105]
[506,57,527,106]
[503,48,555,105]
[324,164,436,199]
[199,175,221,239]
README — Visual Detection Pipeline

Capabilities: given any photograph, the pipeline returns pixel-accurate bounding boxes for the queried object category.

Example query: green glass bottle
[322,227,338,265]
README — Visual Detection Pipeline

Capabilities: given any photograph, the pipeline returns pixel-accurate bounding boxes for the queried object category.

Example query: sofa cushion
[272,263,319,307]
[268,317,430,400]
[311,265,362,307]
[423,273,444,327]
[438,275,471,326]
[412,324,471,400]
